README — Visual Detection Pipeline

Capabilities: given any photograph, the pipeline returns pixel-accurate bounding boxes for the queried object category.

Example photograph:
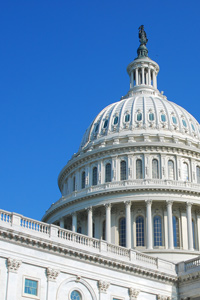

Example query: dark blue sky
[0,1,200,221]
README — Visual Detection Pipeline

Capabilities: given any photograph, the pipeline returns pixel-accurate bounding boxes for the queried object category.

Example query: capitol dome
[42,26,200,263]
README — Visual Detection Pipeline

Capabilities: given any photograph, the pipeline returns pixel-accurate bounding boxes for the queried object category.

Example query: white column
[87,207,93,238]
[153,70,157,88]
[125,201,131,248]
[148,68,151,85]
[6,258,21,300]
[142,67,145,84]
[135,68,138,85]
[130,71,134,88]
[181,208,188,250]
[186,202,194,251]
[46,268,59,300]
[167,201,174,249]
[59,217,64,228]
[105,204,111,243]
[72,212,77,232]
[197,212,200,251]
[146,200,153,249]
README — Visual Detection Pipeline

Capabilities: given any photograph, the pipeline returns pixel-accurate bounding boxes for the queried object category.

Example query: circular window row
[94,114,198,132]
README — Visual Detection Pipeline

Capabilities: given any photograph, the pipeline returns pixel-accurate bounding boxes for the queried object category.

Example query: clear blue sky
[0,1,200,221]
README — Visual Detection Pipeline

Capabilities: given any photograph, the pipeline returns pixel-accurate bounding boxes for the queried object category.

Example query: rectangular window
[24,279,38,296]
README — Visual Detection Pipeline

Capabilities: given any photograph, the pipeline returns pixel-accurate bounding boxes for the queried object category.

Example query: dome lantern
[127,25,159,94]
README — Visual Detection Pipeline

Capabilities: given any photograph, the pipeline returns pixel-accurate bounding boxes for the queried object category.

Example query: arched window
[152,159,159,179]
[168,160,175,180]
[114,116,118,125]
[71,290,82,300]
[137,113,142,121]
[119,217,126,247]
[125,114,130,122]
[103,119,108,128]
[120,160,127,180]
[161,114,166,122]
[196,166,200,183]
[136,159,143,179]
[192,219,196,249]
[81,171,85,189]
[73,176,76,192]
[172,116,177,124]
[92,167,97,186]
[183,162,189,181]
[154,215,162,246]
[173,216,180,248]
[105,163,111,182]
[102,220,106,240]
[136,216,144,246]
[149,113,154,121]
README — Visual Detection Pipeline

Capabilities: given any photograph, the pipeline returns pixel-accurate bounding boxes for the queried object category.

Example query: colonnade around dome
[52,199,200,258]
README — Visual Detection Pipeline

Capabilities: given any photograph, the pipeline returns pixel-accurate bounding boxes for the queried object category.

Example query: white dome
[43,27,200,263]
[80,95,200,150]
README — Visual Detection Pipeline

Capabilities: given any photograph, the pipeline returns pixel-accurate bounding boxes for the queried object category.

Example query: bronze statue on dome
[138,25,148,46]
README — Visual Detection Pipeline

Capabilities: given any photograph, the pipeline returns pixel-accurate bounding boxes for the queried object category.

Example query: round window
[71,290,81,300]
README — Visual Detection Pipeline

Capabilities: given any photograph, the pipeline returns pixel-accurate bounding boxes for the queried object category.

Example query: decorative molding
[46,267,60,281]
[157,296,171,300]
[178,271,200,284]
[98,280,110,293]
[129,287,140,299]
[7,257,21,273]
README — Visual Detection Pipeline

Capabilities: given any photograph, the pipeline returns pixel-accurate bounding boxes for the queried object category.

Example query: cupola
[127,25,159,94]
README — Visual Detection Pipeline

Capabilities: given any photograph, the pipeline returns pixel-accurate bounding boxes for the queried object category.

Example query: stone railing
[136,251,157,265]
[185,256,200,271]
[46,179,200,215]
[0,209,176,274]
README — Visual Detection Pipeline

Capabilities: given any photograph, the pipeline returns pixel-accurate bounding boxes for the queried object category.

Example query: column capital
[186,202,193,208]
[166,200,173,206]
[7,258,21,273]
[98,280,110,293]
[124,201,131,207]
[71,211,77,216]
[129,287,140,300]
[46,267,60,282]
[87,206,93,212]
[104,203,111,209]
[145,199,152,205]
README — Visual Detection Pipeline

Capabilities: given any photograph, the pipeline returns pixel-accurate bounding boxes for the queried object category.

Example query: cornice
[43,183,200,221]
[178,271,200,284]
[0,227,177,284]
